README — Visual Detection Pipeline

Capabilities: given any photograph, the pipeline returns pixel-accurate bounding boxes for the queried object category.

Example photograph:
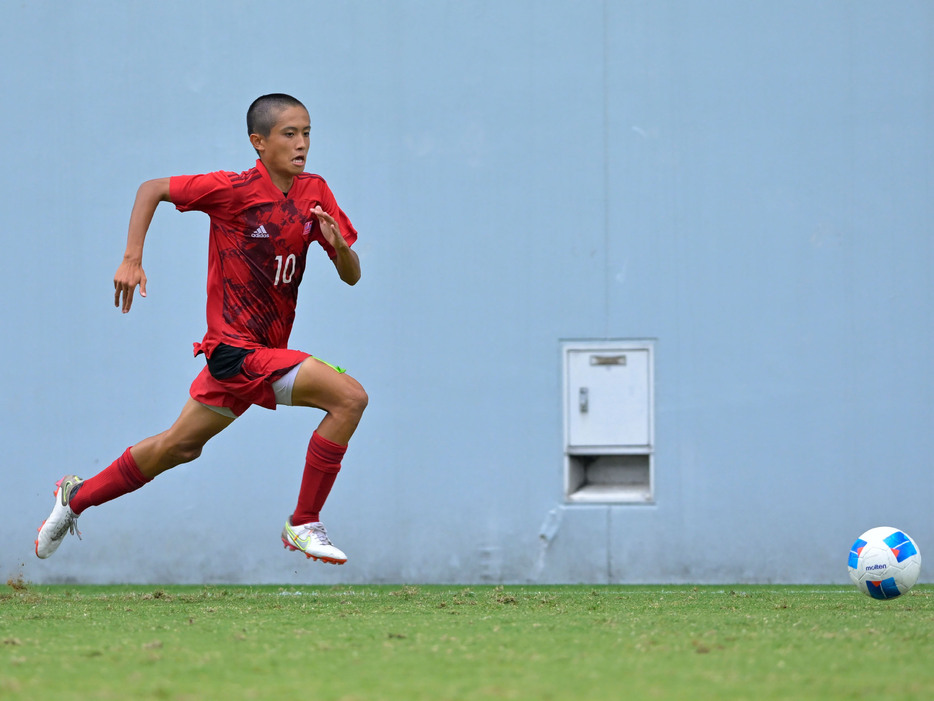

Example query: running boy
[36,93,367,565]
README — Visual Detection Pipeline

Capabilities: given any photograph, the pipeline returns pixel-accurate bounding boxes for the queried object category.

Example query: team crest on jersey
[303,221,313,237]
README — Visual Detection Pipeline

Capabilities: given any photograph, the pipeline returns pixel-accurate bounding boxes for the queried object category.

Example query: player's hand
[312,205,360,285]
[114,259,147,313]
[312,205,344,250]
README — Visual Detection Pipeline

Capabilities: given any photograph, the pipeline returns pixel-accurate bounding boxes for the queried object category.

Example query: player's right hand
[114,260,147,313]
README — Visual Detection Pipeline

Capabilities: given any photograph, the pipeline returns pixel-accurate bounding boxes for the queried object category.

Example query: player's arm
[114,178,172,313]
[313,205,361,286]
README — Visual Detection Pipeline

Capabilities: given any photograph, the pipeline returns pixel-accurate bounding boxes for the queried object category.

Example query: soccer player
[35,93,367,565]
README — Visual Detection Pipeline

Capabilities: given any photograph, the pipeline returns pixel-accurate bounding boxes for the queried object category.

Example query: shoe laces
[50,512,82,542]
[305,522,332,546]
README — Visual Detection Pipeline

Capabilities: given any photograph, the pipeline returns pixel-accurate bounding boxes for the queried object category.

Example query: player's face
[254,105,311,191]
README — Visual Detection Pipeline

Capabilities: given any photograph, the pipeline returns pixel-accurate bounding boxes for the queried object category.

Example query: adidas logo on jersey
[251,225,269,238]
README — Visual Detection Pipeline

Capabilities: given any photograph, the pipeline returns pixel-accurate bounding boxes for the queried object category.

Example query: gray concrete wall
[2,1,931,585]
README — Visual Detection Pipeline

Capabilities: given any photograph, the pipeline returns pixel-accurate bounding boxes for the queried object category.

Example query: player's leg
[290,356,368,444]
[127,398,236,478]
[35,399,234,558]
[280,356,368,564]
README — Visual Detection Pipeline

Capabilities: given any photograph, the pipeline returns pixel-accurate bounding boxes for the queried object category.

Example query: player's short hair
[247,93,306,137]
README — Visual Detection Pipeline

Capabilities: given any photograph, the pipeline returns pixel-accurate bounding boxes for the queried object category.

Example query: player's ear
[249,133,265,153]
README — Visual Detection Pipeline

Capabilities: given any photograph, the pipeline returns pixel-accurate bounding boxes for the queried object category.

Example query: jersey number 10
[274,254,297,286]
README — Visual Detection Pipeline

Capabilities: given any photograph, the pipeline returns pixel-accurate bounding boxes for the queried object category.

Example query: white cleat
[35,475,84,559]
[281,519,347,565]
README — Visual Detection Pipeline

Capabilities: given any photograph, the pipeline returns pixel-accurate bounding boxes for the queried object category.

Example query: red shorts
[189,348,311,417]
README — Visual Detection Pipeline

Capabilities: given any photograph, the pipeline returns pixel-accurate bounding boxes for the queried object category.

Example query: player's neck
[259,159,295,194]
[268,172,294,194]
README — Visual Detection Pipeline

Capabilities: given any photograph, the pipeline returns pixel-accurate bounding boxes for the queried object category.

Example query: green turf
[1,582,933,700]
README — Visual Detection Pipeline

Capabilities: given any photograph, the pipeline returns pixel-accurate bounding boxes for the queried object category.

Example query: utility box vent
[563,341,654,503]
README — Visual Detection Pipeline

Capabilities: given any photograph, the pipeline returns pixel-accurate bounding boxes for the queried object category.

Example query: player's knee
[164,439,204,466]
[341,380,368,419]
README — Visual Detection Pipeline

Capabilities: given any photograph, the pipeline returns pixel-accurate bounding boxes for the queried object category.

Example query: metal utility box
[563,340,654,503]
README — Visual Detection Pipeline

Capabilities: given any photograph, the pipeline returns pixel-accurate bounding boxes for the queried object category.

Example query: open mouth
[292,156,306,167]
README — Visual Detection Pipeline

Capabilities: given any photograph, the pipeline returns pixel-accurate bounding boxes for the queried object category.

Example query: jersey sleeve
[170,172,235,215]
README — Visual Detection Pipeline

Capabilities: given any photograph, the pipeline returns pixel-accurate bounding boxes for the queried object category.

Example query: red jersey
[169,159,357,356]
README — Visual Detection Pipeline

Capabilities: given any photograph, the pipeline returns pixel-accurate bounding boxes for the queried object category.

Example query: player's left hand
[312,206,344,250]
[312,205,360,285]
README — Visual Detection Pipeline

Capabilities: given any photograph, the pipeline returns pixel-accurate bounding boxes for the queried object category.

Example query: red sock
[291,431,346,525]
[69,447,153,515]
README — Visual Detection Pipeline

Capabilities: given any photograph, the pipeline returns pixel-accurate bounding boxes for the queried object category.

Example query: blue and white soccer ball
[848,526,922,599]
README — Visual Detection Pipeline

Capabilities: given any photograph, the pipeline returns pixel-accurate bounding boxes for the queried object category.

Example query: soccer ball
[848,526,922,599]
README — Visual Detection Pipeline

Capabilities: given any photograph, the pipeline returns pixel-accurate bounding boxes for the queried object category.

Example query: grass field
[2,582,933,700]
